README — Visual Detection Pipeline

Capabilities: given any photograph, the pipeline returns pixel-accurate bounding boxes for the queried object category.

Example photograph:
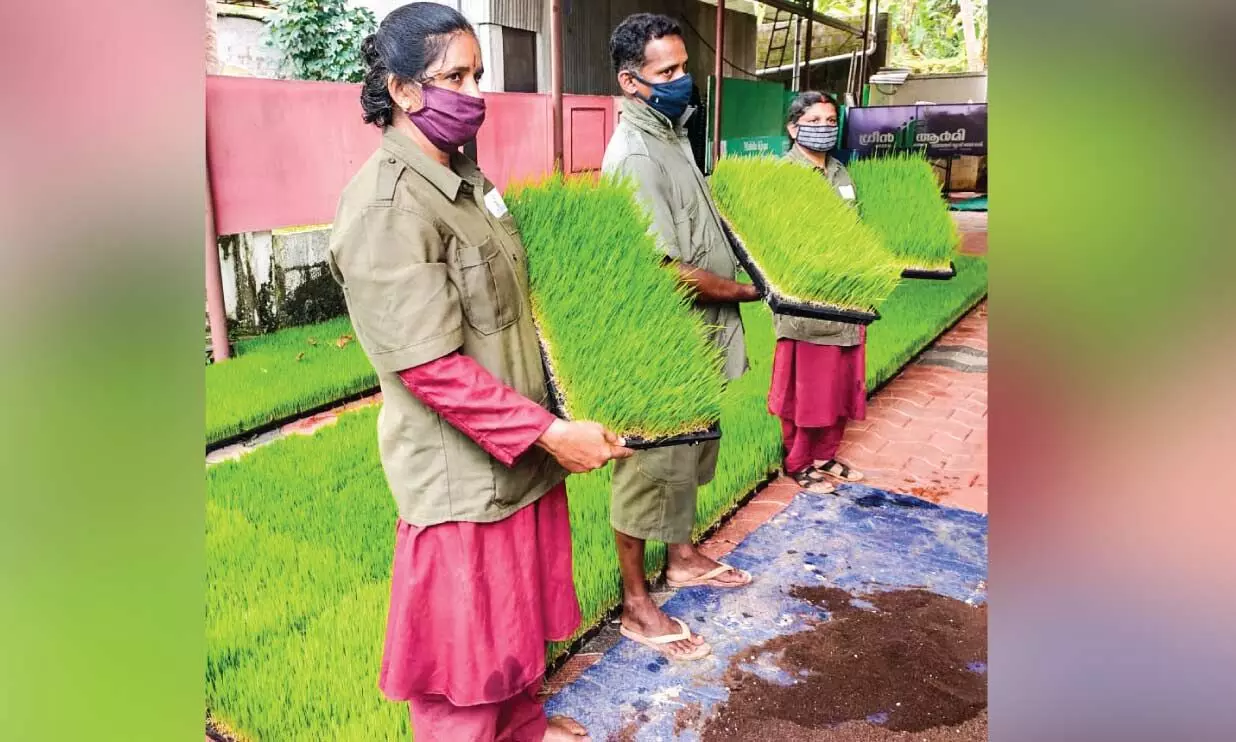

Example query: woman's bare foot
[666,544,750,586]
[620,595,706,658]
[545,715,591,741]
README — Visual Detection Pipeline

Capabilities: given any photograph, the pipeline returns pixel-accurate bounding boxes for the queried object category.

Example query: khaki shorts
[610,439,720,544]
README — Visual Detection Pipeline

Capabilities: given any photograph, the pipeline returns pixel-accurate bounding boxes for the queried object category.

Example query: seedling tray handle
[901,261,957,280]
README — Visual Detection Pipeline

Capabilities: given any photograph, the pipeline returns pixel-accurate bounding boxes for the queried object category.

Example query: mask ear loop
[397,77,433,116]
[624,69,656,105]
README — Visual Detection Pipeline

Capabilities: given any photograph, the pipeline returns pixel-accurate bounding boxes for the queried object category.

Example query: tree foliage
[267,0,377,83]
[812,0,987,73]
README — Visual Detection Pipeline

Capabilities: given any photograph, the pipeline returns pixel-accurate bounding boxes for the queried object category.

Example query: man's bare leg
[665,542,750,585]
[615,529,705,657]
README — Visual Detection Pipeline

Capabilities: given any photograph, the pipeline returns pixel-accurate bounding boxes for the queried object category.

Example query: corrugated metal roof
[489,0,541,32]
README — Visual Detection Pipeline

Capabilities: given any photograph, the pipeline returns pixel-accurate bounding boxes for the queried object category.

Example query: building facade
[214,0,759,93]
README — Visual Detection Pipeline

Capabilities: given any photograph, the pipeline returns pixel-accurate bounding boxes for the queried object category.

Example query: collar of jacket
[620,97,695,142]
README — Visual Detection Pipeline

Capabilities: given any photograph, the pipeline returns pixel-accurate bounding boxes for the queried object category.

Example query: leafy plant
[710,156,902,313]
[849,152,961,272]
[267,0,376,83]
[507,174,726,440]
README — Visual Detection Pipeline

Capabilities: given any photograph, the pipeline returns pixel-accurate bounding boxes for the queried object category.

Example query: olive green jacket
[328,127,564,526]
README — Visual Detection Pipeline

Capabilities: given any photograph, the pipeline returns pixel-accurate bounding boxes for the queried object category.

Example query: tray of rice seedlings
[710,156,902,324]
[506,174,726,450]
[848,151,961,279]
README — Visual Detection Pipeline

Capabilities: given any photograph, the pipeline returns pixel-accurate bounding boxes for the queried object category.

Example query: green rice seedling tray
[538,338,721,450]
[511,174,725,450]
[720,217,881,326]
[902,261,957,280]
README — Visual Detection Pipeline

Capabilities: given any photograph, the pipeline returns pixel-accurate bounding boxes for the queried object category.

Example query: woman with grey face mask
[768,91,869,494]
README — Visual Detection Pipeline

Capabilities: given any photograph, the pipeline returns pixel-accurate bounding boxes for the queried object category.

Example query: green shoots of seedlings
[710,156,902,313]
[848,152,960,272]
[506,174,726,441]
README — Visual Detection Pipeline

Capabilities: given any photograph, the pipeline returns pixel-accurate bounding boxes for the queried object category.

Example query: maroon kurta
[768,329,868,473]
[379,352,581,708]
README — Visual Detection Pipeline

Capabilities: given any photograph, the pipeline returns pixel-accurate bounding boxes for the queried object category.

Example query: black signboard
[845,103,987,157]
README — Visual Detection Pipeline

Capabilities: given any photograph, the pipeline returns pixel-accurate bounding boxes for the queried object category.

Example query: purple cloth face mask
[408,84,486,152]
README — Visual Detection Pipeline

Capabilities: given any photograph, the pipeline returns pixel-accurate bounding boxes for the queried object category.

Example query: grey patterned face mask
[796,123,839,152]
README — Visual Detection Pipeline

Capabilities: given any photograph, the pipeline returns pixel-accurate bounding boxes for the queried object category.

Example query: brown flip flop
[792,469,837,494]
[814,459,864,483]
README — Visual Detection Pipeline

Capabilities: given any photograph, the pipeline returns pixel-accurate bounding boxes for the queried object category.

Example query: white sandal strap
[694,563,735,582]
[645,617,692,645]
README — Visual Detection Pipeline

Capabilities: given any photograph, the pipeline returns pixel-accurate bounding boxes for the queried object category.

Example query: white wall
[871,72,988,105]
[216,13,283,78]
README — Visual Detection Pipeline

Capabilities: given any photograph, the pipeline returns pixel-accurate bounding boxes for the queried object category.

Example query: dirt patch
[701,589,986,741]
[908,485,954,503]
[733,710,987,741]
[788,585,860,614]
[674,702,703,735]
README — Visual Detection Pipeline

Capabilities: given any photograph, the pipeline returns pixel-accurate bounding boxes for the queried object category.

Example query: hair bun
[361,34,382,68]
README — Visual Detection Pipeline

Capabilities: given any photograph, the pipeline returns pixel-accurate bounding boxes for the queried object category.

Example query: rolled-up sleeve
[332,205,462,372]
[398,352,557,468]
[613,154,685,262]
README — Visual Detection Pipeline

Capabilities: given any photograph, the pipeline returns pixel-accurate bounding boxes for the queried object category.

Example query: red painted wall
[206,76,617,235]
[206,76,378,236]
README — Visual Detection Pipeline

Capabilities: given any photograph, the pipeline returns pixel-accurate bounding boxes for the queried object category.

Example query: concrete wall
[216,6,283,78]
[869,71,988,106]
[218,227,346,335]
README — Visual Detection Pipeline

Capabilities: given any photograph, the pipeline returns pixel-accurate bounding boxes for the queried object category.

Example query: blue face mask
[632,72,694,122]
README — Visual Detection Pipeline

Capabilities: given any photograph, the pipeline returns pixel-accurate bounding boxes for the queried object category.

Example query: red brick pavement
[836,301,988,513]
[953,209,987,256]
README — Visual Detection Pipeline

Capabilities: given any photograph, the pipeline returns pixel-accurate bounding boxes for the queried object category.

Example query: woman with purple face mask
[769,91,869,494]
[329,4,628,740]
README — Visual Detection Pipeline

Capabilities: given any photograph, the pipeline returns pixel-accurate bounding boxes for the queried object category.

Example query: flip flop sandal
[619,617,712,661]
[666,562,754,589]
[792,469,837,494]
[815,459,864,482]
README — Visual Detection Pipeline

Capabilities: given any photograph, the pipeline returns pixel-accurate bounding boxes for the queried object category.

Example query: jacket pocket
[457,236,522,335]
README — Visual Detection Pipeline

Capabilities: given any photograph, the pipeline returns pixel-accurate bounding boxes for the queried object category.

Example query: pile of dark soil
[700,588,986,741]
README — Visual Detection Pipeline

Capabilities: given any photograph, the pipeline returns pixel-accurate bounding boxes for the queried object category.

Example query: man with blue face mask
[601,13,761,664]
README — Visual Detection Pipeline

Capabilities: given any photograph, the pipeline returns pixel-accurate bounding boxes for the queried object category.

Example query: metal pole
[857,0,872,104]
[550,0,564,172]
[204,161,231,362]
[803,4,813,91]
[791,15,802,92]
[712,0,725,166]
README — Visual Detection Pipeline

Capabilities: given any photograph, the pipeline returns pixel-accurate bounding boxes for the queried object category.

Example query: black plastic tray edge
[537,338,722,451]
[718,217,881,326]
[901,260,957,280]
